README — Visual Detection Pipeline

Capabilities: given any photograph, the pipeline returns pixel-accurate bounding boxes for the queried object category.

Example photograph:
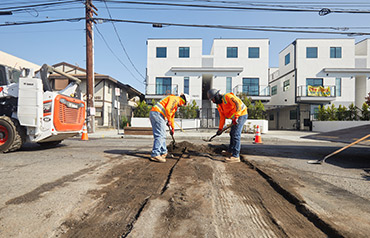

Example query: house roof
[50,62,143,97]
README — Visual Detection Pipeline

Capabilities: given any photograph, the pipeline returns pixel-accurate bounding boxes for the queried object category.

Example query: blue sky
[1,0,370,93]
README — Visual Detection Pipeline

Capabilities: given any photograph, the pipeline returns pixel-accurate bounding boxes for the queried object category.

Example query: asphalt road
[0,137,369,237]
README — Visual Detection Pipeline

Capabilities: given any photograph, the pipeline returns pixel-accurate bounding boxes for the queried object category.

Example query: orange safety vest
[217,93,248,130]
[151,95,185,129]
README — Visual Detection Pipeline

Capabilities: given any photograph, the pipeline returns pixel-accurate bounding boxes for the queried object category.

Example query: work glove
[232,118,238,125]
[170,127,175,136]
[216,129,223,136]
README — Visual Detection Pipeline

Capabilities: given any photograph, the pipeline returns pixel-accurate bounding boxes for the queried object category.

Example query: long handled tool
[307,133,370,164]
[203,124,232,142]
[174,121,185,133]
[168,124,176,149]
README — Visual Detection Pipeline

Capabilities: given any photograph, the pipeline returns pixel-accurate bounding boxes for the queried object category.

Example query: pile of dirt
[168,141,225,155]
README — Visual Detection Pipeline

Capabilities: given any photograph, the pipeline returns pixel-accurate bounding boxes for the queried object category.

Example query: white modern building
[267,38,370,130]
[146,38,270,126]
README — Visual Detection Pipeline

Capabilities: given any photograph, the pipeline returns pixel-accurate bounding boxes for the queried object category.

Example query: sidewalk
[88,127,320,143]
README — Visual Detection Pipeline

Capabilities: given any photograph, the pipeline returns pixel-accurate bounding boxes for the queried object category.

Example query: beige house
[0,50,40,72]
[49,62,143,128]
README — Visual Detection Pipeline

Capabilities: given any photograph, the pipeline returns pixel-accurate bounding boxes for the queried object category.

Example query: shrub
[133,100,152,117]
[238,93,267,120]
[336,105,347,121]
[120,115,130,128]
[317,105,328,121]
[347,103,357,121]
[327,104,337,121]
[177,100,199,119]
[361,102,370,120]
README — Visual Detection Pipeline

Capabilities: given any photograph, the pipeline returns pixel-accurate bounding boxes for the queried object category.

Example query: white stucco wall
[312,121,370,132]
[211,39,269,90]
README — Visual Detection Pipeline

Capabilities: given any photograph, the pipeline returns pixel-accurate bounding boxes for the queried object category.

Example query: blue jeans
[229,114,248,158]
[149,111,167,157]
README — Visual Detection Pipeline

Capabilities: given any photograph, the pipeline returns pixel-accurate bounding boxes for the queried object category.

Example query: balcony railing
[146,84,178,96]
[233,84,271,97]
[297,85,336,97]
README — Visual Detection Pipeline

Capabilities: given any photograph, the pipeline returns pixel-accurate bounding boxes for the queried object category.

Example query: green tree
[336,105,347,121]
[238,93,266,119]
[133,100,152,117]
[326,104,337,121]
[120,115,130,128]
[347,103,357,121]
[253,100,266,119]
[317,105,327,121]
[177,100,199,119]
[361,102,370,120]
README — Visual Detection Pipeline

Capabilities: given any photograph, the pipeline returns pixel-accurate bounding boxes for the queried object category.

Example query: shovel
[203,124,232,142]
[307,133,370,164]
[168,124,176,149]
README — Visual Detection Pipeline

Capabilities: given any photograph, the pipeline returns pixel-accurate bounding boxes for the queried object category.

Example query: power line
[0,17,84,27]
[95,17,370,36]
[103,0,145,80]
[1,17,370,36]
[0,1,82,11]
[95,24,145,85]
[98,0,370,14]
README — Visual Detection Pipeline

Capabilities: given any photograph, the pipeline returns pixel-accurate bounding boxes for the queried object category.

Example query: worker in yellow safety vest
[149,93,190,163]
[207,89,248,163]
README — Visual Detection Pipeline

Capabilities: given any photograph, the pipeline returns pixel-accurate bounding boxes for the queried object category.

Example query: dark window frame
[227,47,238,58]
[156,47,167,58]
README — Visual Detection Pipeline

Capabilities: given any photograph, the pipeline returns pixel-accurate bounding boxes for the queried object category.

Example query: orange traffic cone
[253,125,262,144]
[81,123,88,141]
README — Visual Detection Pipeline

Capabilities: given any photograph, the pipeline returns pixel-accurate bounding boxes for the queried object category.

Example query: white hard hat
[181,93,190,105]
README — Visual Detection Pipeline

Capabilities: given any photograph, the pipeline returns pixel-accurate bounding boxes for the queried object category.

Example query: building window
[248,47,260,58]
[306,47,318,58]
[336,78,341,97]
[269,114,274,121]
[283,80,290,91]
[330,47,342,58]
[290,110,297,120]
[285,53,290,65]
[271,85,277,95]
[156,47,167,58]
[184,77,189,94]
[227,47,238,58]
[242,78,259,96]
[226,77,232,93]
[306,78,323,87]
[156,77,172,95]
[311,105,320,120]
[108,83,112,94]
[179,47,190,58]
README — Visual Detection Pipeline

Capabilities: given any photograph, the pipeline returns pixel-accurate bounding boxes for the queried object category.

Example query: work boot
[221,150,232,157]
[161,153,168,159]
[224,156,240,163]
[151,155,166,163]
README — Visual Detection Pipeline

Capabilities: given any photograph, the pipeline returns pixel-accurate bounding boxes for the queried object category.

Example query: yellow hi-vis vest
[217,93,248,130]
[151,95,185,129]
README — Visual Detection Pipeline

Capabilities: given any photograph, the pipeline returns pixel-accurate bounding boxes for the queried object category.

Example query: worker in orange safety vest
[207,89,248,163]
[149,93,190,163]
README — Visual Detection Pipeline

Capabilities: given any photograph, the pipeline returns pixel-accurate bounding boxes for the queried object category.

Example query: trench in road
[61,142,343,238]
[122,146,188,238]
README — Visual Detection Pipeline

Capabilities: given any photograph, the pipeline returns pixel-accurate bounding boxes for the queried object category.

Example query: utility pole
[85,0,97,133]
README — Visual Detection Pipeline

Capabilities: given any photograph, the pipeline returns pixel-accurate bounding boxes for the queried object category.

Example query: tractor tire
[0,116,26,153]
[8,118,26,152]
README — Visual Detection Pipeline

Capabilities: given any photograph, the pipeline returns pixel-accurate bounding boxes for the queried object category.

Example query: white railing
[146,84,179,95]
